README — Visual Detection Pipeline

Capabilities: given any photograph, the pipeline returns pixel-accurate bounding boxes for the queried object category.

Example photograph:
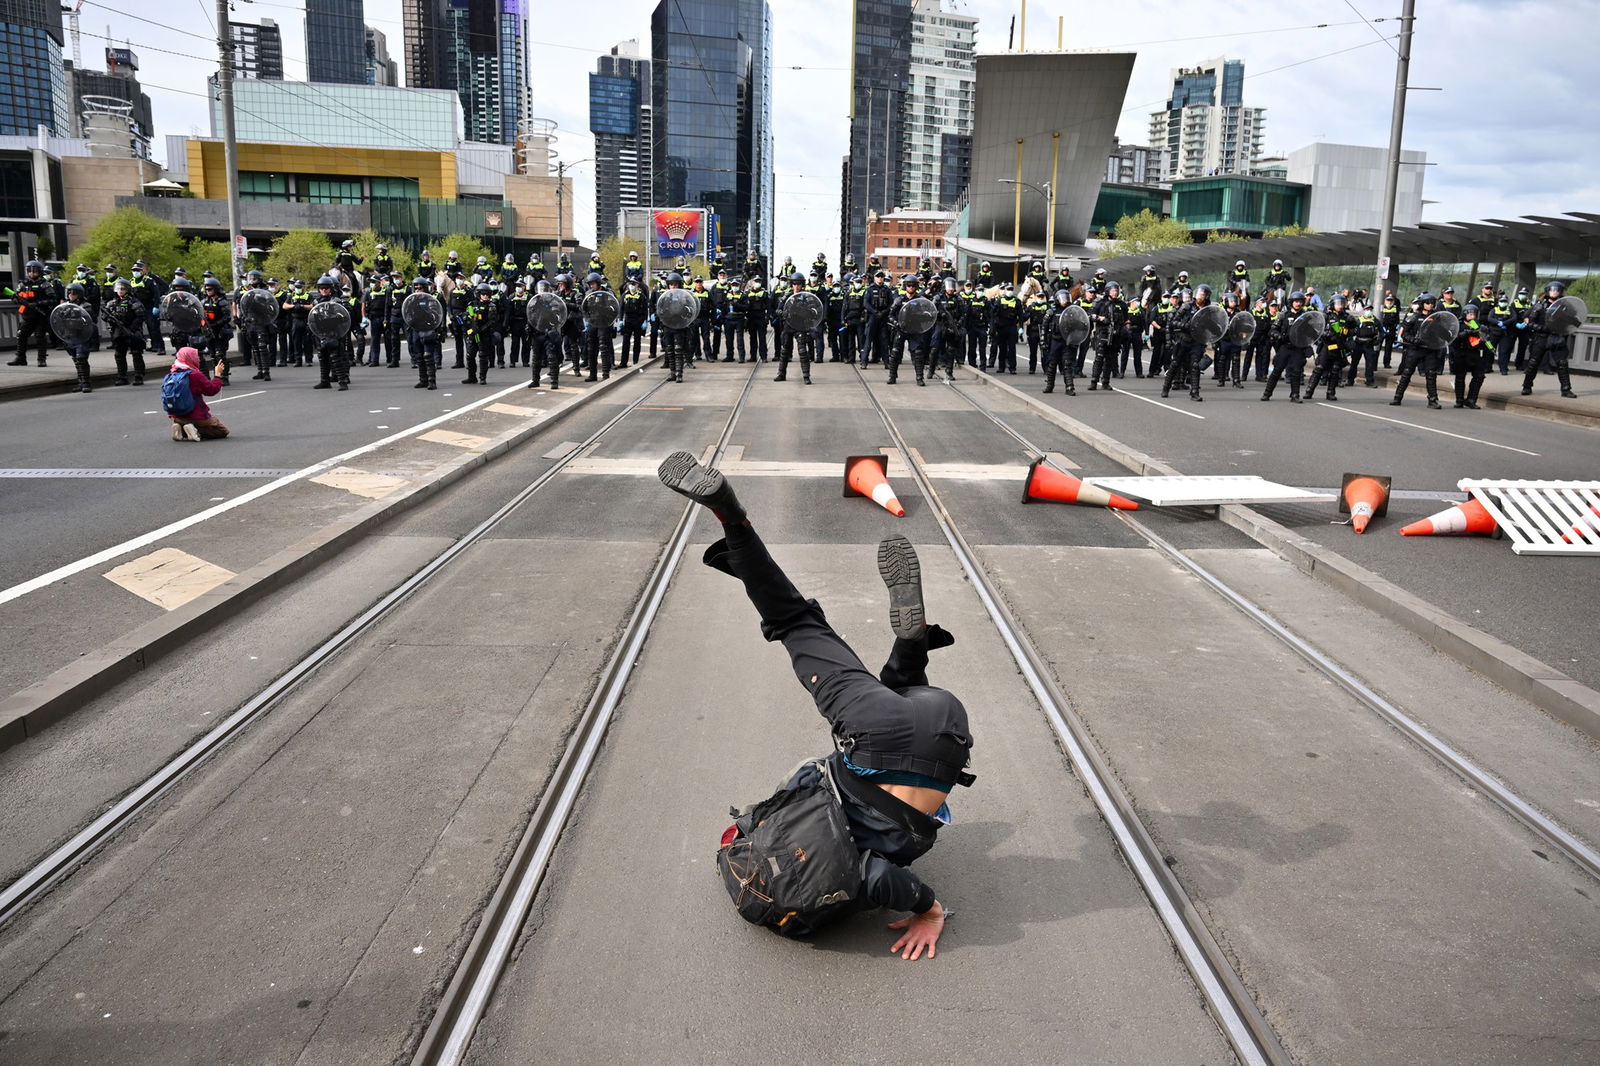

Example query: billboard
[653,209,704,258]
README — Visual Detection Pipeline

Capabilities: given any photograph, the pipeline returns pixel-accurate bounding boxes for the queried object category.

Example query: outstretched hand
[887,899,946,961]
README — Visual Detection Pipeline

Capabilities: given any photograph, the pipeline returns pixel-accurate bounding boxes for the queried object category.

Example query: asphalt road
[981,364,1600,690]
[0,362,1596,1065]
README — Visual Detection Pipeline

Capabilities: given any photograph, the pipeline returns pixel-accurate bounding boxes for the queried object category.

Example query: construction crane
[61,0,84,68]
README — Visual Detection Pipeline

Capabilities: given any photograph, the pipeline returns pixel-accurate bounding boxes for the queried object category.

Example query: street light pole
[1373,0,1416,303]
[555,157,592,264]
[215,0,241,289]
[999,175,1051,278]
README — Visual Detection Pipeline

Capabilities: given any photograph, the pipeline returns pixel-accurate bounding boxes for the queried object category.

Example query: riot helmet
[666,272,684,288]
[586,271,604,286]
[1105,281,1121,298]
[65,282,85,298]
[1545,281,1566,298]
[24,260,43,278]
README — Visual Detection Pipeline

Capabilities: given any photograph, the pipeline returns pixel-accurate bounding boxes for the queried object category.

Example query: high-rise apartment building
[230,20,285,81]
[902,0,974,210]
[403,0,526,145]
[1148,57,1264,181]
[0,0,70,136]
[306,0,366,85]
[67,48,155,157]
[650,0,772,265]
[590,40,652,245]
[1104,136,1162,186]
[365,26,398,86]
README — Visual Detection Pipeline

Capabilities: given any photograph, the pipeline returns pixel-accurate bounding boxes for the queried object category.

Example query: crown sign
[662,218,692,241]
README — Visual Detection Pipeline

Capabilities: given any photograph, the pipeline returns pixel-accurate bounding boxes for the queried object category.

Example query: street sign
[234,235,247,259]
[1377,256,1391,275]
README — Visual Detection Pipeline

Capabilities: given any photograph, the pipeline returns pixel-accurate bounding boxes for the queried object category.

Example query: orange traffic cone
[1562,504,1600,544]
[842,454,906,517]
[1399,497,1501,537]
[1020,458,1139,510]
[1340,472,1391,534]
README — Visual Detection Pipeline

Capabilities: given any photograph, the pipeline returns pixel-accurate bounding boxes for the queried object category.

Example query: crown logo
[663,218,691,241]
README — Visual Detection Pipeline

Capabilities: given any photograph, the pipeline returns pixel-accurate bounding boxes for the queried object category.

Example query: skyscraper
[1147,57,1265,181]
[590,40,652,245]
[841,0,912,261]
[230,20,285,81]
[365,26,398,86]
[306,0,366,85]
[650,0,772,265]
[403,0,527,145]
[902,0,974,211]
[0,0,69,136]
[68,48,155,157]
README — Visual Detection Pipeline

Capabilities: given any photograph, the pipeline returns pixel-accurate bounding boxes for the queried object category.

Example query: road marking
[486,402,544,417]
[103,548,235,610]
[419,428,490,449]
[310,466,409,500]
[1115,389,1207,420]
[0,468,296,479]
[1313,403,1541,456]
[208,391,264,404]
[0,379,538,608]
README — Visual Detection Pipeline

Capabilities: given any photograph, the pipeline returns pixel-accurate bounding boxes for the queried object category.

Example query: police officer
[1212,291,1244,387]
[619,277,648,367]
[934,276,965,380]
[774,273,815,384]
[1072,285,1097,378]
[1349,306,1382,387]
[824,273,845,362]
[862,270,893,369]
[199,277,235,383]
[525,280,564,390]
[446,271,471,368]
[461,282,501,384]
[373,243,395,278]
[962,281,988,368]
[744,276,771,364]
[128,260,166,356]
[310,274,350,391]
[1508,286,1533,370]
[363,274,390,367]
[1263,259,1291,300]
[1088,281,1126,390]
[1263,291,1314,404]
[624,250,646,287]
[658,272,692,384]
[583,272,616,381]
[55,282,95,390]
[1305,293,1354,401]
[991,282,1022,375]
[5,260,59,366]
[839,273,864,366]
[1520,282,1579,399]
[505,280,530,367]
[334,239,362,280]
[887,276,929,387]
[1247,296,1274,381]
[1042,289,1078,396]
[525,251,546,285]
[722,273,747,363]
[1147,292,1173,378]
[1391,292,1445,409]
[238,270,276,382]
[708,270,732,360]
[407,277,441,390]
[1378,293,1401,368]
[1452,303,1490,409]
[1227,260,1250,297]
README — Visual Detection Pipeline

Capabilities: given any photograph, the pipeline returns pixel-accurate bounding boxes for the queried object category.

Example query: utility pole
[1372,0,1416,304]
[215,0,241,289]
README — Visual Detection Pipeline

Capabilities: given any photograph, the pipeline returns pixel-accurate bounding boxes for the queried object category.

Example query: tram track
[0,366,718,930]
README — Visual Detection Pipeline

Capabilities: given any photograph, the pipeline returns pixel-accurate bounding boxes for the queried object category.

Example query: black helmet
[412,277,430,290]
[1463,303,1479,315]
[1545,281,1566,297]
[1330,294,1346,308]
[203,278,222,291]
[1417,292,1436,305]
[475,282,492,296]
[1288,290,1305,303]
[247,269,264,283]
[666,271,684,287]
[171,277,193,292]
[1194,283,1211,298]
[66,281,85,296]
[586,272,603,286]
[317,275,336,289]
[113,277,131,292]
[1105,281,1121,297]
[24,259,43,274]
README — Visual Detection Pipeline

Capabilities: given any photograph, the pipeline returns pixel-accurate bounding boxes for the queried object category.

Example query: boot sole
[877,534,925,639]
[657,450,724,506]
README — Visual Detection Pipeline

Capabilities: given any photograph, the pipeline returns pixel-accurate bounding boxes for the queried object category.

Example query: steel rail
[411,361,761,1066]
[944,376,1600,884]
[852,366,1287,1066]
[0,371,677,927]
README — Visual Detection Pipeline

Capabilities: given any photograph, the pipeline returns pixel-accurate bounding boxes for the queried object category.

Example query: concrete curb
[0,361,660,751]
[0,351,257,403]
[965,368,1600,742]
[1368,367,1599,430]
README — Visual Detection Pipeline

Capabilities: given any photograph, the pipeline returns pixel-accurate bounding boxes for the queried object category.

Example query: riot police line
[7,247,1585,405]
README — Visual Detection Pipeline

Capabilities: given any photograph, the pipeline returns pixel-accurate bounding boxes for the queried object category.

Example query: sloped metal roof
[1089,212,1600,277]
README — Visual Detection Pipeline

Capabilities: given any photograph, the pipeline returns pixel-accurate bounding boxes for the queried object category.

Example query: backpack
[716,758,867,938]
[160,369,196,416]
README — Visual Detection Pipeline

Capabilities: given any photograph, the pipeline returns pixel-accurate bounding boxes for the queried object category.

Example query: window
[303,177,362,204]
[239,171,288,202]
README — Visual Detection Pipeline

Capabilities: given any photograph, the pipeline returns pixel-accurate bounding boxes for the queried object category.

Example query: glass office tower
[650,0,772,265]
[306,0,366,85]
[0,0,70,136]
[840,0,912,261]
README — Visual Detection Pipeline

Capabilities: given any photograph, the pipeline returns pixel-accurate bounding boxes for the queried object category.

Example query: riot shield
[237,287,279,328]
[1225,310,1258,345]
[1055,303,1090,345]
[402,291,444,332]
[1416,310,1460,348]
[582,289,621,327]
[1546,295,1589,336]
[655,288,699,330]
[895,296,937,336]
[162,290,204,332]
[50,302,95,345]
[1287,309,1327,348]
[526,292,567,332]
[308,299,352,341]
[1190,303,1229,346]
[783,291,825,332]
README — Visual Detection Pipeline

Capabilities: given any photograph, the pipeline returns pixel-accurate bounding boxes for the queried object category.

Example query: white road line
[1312,403,1541,457]
[207,390,265,404]
[0,379,539,607]
[1115,389,1207,420]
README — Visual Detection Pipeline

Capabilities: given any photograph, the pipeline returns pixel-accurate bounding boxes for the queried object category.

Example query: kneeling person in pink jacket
[166,345,230,441]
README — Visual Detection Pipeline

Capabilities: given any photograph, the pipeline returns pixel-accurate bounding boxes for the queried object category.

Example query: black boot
[878,534,925,638]
[657,450,746,524]
[1558,368,1577,398]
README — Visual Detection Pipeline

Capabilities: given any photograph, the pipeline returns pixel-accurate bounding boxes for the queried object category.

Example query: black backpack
[716,759,867,938]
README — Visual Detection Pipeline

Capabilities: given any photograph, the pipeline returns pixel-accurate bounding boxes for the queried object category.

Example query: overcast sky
[102,0,1593,257]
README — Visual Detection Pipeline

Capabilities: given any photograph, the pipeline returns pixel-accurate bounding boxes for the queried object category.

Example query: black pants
[708,523,938,722]
[1452,348,1487,405]
[1305,349,1345,398]
[620,322,645,366]
[112,335,146,382]
[1392,346,1441,405]
[994,325,1018,373]
[585,327,614,379]
[1263,345,1309,400]
[1119,335,1144,377]
[888,332,927,383]
[1042,338,1075,393]
[776,330,813,381]
[15,316,50,363]
[723,319,745,361]
[1162,339,1203,397]
[1348,344,1377,385]
[747,321,770,362]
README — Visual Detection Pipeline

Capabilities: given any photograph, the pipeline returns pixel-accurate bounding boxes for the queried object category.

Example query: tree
[183,238,234,283]
[349,226,414,280]
[1106,210,1194,257]
[597,234,645,285]
[1262,223,1315,239]
[425,233,494,275]
[263,229,336,285]
[1205,229,1247,243]
[67,205,184,278]
[1563,273,1600,309]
